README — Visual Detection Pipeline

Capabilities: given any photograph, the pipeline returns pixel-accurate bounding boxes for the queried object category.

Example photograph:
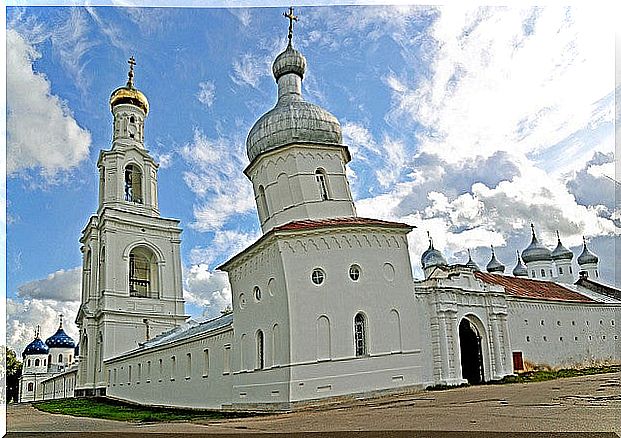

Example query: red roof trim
[474,272,594,303]
[273,217,413,232]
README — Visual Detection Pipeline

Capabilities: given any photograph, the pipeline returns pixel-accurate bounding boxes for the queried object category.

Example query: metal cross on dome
[127,56,136,88]
[283,7,298,46]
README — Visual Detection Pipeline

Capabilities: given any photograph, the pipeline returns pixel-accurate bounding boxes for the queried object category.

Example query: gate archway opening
[459,318,485,384]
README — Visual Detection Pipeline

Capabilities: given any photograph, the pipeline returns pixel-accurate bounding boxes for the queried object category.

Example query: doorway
[459,318,484,384]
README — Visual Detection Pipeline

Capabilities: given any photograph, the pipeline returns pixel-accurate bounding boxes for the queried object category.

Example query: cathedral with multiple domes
[19,10,620,409]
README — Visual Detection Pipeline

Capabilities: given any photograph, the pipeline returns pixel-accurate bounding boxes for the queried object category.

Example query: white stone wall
[507,298,621,368]
[41,369,78,400]
[105,327,234,409]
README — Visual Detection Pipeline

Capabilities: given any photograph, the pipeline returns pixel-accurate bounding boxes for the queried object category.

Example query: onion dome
[246,9,342,163]
[521,224,552,263]
[551,231,573,261]
[486,246,505,273]
[22,327,49,357]
[110,56,149,115]
[512,250,528,277]
[421,233,448,269]
[577,236,599,265]
[465,249,480,271]
[45,315,76,349]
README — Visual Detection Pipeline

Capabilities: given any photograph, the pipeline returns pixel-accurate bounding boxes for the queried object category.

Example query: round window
[311,268,325,285]
[349,264,361,281]
[254,286,262,302]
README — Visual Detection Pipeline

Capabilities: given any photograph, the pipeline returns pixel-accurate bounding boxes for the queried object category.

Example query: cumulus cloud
[180,129,255,232]
[17,267,81,302]
[7,28,91,179]
[183,264,232,319]
[7,298,80,356]
[566,151,617,212]
[197,81,216,107]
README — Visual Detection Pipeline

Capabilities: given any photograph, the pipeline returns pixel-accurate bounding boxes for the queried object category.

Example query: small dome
[521,224,552,263]
[421,236,448,269]
[45,325,76,349]
[465,249,480,271]
[551,231,573,261]
[577,237,598,265]
[486,246,505,273]
[512,250,528,277]
[23,337,49,357]
[272,44,307,80]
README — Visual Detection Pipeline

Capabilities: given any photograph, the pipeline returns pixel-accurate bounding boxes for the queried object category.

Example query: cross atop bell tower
[283,6,298,46]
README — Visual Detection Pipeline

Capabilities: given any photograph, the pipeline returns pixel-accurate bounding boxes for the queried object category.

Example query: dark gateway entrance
[459,318,484,384]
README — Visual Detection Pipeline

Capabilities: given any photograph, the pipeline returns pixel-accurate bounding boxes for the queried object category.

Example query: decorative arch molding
[316,315,331,361]
[122,240,166,263]
[458,313,491,383]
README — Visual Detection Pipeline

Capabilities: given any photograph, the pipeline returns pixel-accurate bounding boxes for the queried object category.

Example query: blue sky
[6,4,619,354]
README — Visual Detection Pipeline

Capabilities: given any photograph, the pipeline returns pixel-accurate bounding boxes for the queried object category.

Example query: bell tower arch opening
[128,245,159,298]
[458,316,485,385]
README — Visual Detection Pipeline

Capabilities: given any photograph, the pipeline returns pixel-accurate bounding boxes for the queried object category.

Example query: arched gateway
[459,317,485,384]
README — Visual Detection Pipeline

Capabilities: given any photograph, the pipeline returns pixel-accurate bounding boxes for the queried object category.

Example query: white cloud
[183,264,232,319]
[7,29,91,179]
[180,129,255,232]
[231,53,271,89]
[230,8,252,28]
[197,81,216,107]
[190,229,260,267]
[7,298,80,356]
[17,267,81,302]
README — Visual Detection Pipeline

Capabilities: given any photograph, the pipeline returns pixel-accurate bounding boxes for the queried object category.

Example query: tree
[5,347,22,403]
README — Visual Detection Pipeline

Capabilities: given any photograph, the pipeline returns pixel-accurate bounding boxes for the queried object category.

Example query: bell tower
[75,58,187,396]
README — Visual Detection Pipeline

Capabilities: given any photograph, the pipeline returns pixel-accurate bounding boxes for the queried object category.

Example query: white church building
[20,14,620,409]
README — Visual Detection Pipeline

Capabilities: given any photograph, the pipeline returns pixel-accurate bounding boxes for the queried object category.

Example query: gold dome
[109,86,149,115]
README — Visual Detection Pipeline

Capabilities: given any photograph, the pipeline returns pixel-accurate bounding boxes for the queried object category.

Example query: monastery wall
[104,326,234,409]
[40,368,78,400]
[507,298,621,368]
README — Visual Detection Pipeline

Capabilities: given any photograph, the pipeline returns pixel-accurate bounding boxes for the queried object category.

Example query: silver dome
[521,224,552,263]
[486,246,505,273]
[465,249,480,271]
[551,231,573,261]
[577,237,598,265]
[421,237,448,269]
[512,250,528,277]
[246,44,343,163]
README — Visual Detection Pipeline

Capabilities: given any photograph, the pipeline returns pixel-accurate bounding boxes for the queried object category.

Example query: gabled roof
[273,217,413,232]
[474,272,594,303]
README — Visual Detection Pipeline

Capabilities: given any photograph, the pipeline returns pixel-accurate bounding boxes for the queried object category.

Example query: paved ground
[7,372,621,436]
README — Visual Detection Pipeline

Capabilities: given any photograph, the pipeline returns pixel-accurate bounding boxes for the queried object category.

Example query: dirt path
[7,372,621,435]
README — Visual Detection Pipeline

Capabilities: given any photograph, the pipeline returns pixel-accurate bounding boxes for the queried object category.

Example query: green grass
[488,364,621,385]
[33,397,258,423]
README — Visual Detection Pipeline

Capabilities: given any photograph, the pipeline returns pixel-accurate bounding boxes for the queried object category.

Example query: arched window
[69,354,72,363]
[316,316,331,361]
[315,169,330,201]
[257,185,269,221]
[541,269,545,277]
[559,267,563,274]
[58,354,63,363]
[99,247,106,294]
[28,359,31,366]
[354,313,367,357]
[48,354,52,364]
[256,330,264,370]
[35,359,40,366]
[124,164,143,204]
[129,246,157,298]
[27,383,34,392]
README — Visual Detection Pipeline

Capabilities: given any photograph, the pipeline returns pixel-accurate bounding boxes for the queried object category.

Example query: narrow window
[137,363,141,383]
[124,164,143,204]
[147,360,152,381]
[128,365,132,384]
[541,269,545,277]
[114,368,118,386]
[107,370,111,386]
[559,267,563,274]
[531,270,535,277]
[28,359,31,367]
[315,169,330,200]
[569,266,573,274]
[223,345,231,374]
[254,286,262,302]
[171,356,177,380]
[69,354,72,363]
[354,313,367,357]
[256,330,264,370]
[43,359,46,366]
[203,349,210,377]
[596,270,599,278]
[35,359,40,366]
[158,359,163,381]
[58,354,63,363]
[186,353,192,379]
[28,383,34,392]
[258,185,269,221]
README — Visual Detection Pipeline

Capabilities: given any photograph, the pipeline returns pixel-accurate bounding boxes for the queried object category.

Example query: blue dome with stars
[22,337,49,357]
[45,316,76,348]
